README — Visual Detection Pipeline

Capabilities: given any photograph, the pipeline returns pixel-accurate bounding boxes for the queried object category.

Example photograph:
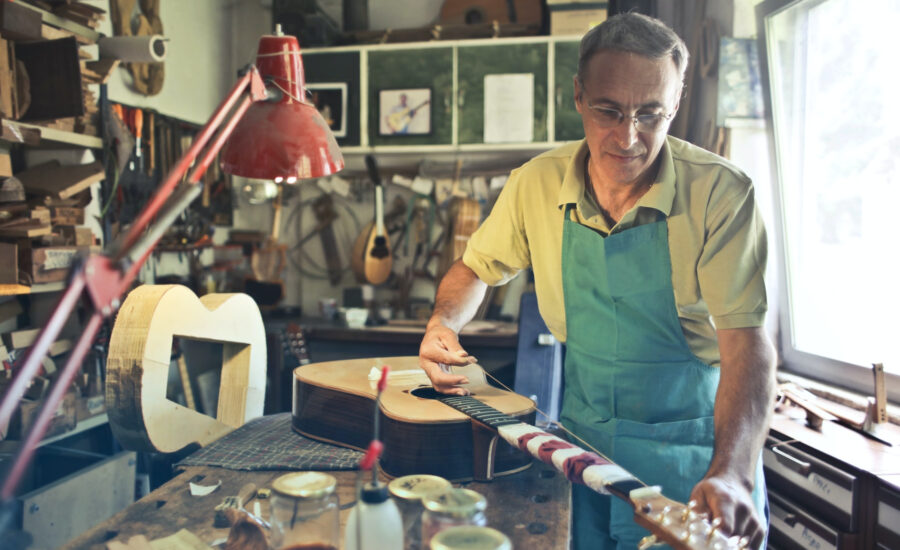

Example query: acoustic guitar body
[292,356,535,481]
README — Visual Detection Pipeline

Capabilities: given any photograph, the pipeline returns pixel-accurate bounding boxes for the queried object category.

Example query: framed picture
[307,82,347,138]
[378,88,432,136]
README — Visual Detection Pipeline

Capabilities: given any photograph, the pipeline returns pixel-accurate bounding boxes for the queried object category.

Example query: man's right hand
[419,323,478,395]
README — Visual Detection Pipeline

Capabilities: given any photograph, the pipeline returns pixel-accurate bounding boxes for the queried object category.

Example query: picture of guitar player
[419,12,774,550]
[379,88,431,135]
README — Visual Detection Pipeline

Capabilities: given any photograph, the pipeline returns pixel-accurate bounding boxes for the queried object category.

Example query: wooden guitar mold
[106,285,266,453]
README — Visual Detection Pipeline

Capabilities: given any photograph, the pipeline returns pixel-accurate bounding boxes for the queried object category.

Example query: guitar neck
[438,394,741,550]
[375,184,385,237]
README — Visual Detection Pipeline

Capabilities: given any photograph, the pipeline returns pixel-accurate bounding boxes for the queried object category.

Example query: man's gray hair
[577,12,689,84]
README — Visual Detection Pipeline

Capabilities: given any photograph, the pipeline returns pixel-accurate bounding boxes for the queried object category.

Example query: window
[759,0,900,398]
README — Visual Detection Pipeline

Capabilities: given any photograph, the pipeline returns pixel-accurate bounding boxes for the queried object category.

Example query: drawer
[763,436,860,531]
[768,492,859,550]
[876,484,900,549]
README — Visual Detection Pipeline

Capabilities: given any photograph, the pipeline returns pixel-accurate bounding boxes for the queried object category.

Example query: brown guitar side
[292,356,535,481]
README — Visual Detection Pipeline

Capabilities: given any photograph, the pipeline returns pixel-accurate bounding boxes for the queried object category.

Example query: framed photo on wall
[378,88,431,136]
[307,82,347,138]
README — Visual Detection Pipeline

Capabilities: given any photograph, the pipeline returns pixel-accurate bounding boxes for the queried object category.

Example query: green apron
[559,205,767,549]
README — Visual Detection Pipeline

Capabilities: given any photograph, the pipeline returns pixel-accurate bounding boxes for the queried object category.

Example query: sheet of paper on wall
[484,73,534,144]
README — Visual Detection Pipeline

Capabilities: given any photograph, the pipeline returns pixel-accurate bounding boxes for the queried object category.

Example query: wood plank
[16,160,103,199]
[106,285,267,453]
[0,241,17,284]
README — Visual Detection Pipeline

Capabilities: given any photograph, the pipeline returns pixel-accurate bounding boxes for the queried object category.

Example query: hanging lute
[350,155,392,285]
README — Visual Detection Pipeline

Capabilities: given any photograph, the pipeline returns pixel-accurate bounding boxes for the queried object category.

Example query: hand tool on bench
[214,482,257,528]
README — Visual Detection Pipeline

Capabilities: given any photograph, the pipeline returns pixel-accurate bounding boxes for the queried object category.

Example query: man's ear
[574,75,583,114]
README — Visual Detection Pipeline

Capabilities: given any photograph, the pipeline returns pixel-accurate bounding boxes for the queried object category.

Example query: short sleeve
[697,174,768,329]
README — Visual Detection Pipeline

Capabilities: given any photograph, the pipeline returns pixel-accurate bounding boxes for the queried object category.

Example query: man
[418,12,775,550]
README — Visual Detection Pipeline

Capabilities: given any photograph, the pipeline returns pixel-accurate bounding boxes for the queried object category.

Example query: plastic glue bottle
[344,365,403,549]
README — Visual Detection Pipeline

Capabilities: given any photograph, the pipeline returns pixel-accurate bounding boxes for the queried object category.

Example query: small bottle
[345,481,404,550]
[269,472,340,550]
[421,488,487,548]
[388,474,452,550]
[429,526,512,550]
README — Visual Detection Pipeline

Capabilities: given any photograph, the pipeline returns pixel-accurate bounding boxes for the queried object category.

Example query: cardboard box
[550,4,608,36]
[20,245,88,284]
[76,394,106,422]
[6,390,79,440]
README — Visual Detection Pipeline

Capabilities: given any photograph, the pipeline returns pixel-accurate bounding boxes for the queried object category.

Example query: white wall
[96,0,234,125]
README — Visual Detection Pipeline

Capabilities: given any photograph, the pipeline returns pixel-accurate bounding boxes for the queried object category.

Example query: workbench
[61,459,570,549]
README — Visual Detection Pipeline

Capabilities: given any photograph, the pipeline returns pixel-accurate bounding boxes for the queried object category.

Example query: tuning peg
[638,535,662,549]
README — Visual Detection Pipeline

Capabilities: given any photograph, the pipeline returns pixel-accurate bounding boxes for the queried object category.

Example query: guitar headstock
[629,487,748,550]
[283,322,310,366]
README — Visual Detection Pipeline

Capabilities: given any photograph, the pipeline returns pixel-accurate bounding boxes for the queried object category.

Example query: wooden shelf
[1,120,103,149]
[0,281,66,296]
[11,0,102,42]
[0,413,109,453]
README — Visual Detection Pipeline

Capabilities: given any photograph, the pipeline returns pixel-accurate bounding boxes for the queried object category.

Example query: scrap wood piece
[106,285,266,453]
[0,218,51,238]
[16,159,104,199]
[0,120,41,145]
[81,58,119,84]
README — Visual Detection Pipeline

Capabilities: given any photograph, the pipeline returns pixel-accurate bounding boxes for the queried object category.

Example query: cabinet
[767,411,900,549]
[303,36,583,154]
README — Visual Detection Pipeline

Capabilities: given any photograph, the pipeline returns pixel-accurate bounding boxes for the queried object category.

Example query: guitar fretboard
[438,395,521,429]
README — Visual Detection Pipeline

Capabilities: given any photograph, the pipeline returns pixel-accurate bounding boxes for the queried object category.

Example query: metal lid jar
[389,474,452,550]
[421,488,487,547]
[269,472,340,550]
[429,526,512,550]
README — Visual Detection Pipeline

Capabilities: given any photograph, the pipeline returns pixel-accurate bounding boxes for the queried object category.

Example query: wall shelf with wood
[0,281,67,296]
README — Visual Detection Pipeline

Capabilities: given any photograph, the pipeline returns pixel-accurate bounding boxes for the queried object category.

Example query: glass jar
[269,472,340,550]
[429,526,512,550]
[388,474,452,550]
[421,488,487,547]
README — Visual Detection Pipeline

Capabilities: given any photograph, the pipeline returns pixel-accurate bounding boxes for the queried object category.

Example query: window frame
[756,0,900,401]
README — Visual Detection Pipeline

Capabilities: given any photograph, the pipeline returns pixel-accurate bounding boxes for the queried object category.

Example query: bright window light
[765,0,900,379]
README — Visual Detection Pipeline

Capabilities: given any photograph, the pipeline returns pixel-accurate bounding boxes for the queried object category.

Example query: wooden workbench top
[61,460,569,549]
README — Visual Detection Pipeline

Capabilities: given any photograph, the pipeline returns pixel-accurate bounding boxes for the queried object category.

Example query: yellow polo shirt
[462,137,768,367]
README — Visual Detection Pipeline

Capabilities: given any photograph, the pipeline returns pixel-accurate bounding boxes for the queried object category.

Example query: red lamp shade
[221,31,344,181]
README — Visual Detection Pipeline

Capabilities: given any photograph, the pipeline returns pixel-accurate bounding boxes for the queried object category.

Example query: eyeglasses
[586,104,674,133]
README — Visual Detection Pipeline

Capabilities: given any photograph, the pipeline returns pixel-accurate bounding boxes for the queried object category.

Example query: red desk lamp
[0,25,343,524]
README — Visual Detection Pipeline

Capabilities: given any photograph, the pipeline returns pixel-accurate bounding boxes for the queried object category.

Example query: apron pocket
[608,415,715,545]
[612,415,714,502]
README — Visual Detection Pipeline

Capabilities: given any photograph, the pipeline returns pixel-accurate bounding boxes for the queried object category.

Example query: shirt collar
[557,137,677,218]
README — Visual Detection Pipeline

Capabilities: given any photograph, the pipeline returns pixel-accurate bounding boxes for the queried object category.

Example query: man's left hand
[690,474,764,549]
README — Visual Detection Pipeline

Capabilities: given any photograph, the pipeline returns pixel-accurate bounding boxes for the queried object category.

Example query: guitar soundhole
[410,387,444,400]
[410,387,476,399]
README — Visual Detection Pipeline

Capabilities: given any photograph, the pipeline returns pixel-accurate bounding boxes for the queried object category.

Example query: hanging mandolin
[350,155,392,285]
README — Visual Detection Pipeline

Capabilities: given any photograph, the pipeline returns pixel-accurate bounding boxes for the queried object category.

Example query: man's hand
[690,474,763,549]
[418,323,477,395]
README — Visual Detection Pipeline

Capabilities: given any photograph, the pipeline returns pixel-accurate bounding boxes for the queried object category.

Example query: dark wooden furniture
[766,406,900,549]
[60,460,569,549]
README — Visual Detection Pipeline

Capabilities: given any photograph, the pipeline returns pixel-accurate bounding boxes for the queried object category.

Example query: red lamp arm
[0,65,267,502]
